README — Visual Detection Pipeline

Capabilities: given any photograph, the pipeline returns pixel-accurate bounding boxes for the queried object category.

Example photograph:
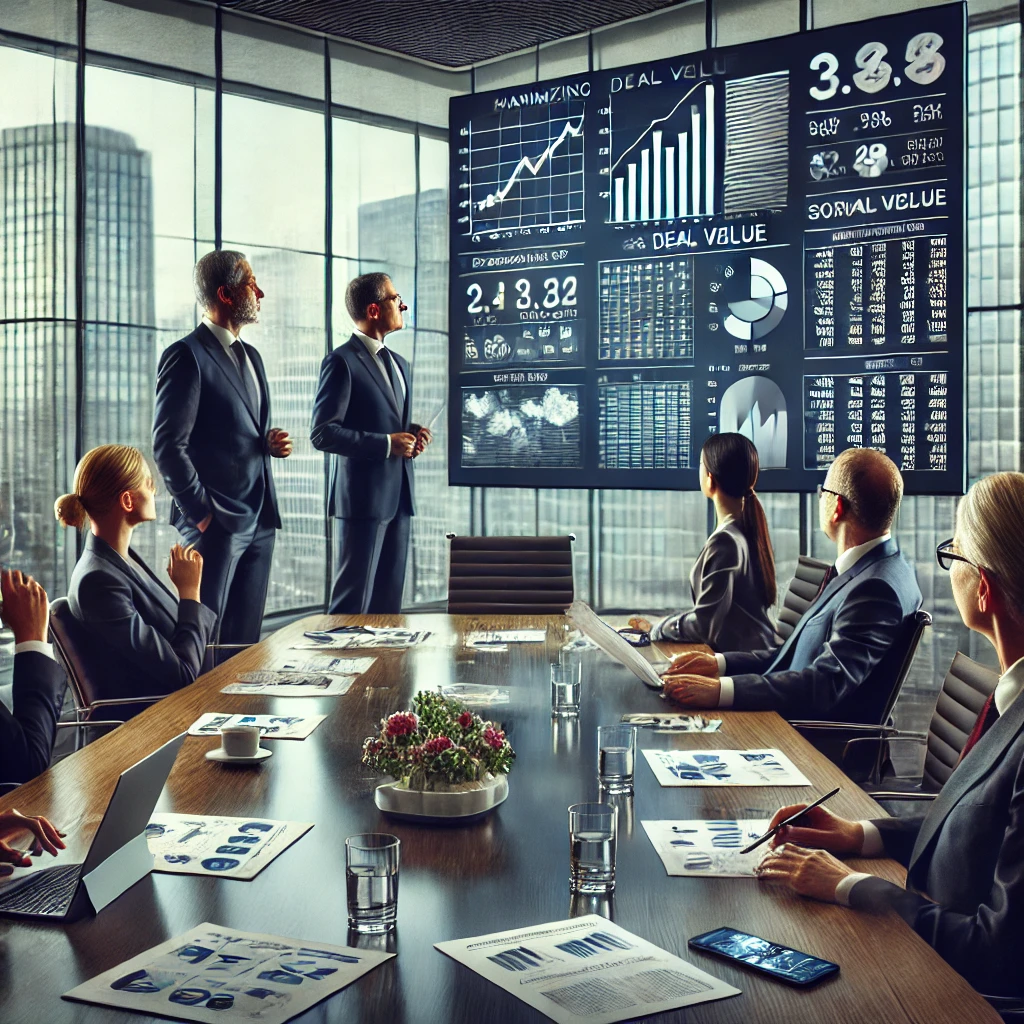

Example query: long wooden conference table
[0,614,998,1023]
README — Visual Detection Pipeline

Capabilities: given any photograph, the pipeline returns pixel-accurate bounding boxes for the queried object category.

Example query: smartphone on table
[688,927,839,987]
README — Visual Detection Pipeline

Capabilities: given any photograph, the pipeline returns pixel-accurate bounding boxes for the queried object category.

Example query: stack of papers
[436,915,738,1024]
[439,683,511,706]
[642,820,771,877]
[294,627,432,650]
[220,657,376,697]
[464,630,547,648]
[621,714,722,732]
[642,748,811,787]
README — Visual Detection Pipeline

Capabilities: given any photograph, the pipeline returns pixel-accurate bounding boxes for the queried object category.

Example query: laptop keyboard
[0,864,82,915]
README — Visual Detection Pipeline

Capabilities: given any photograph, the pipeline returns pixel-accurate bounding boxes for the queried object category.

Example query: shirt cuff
[857,820,884,856]
[835,873,873,906]
[715,653,728,673]
[718,676,734,708]
[384,434,391,458]
[15,640,55,661]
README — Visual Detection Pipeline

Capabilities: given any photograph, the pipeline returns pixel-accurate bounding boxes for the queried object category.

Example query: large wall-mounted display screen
[447,6,965,493]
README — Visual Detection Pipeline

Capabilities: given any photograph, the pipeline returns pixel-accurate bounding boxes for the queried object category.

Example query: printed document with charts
[567,602,667,689]
[435,914,738,1024]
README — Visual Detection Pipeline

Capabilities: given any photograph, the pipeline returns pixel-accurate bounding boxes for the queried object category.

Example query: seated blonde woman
[55,445,217,707]
[756,472,1024,1008]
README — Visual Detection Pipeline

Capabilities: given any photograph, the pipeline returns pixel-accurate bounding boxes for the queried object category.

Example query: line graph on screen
[465,101,585,234]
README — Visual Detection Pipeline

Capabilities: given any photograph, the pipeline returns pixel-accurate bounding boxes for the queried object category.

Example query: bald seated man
[663,448,922,721]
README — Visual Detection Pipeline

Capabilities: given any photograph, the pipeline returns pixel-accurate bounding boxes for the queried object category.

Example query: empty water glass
[569,802,617,894]
[597,724,636,794]
[551,651,582,717]
[346,833,400,933]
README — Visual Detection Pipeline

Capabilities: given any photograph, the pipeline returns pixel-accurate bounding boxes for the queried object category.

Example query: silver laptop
[0,732,185,920]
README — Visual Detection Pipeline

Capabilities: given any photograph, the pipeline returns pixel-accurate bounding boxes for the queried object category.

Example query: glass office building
[0,0,1020,735]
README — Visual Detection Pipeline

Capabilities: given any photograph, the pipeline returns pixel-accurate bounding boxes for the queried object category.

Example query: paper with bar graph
[642,819,772,877]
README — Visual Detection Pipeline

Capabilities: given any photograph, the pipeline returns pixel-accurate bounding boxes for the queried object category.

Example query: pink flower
[458,711,473,730]
[423,736,453,756]
[483,727,505,750]
[386,712,418,738]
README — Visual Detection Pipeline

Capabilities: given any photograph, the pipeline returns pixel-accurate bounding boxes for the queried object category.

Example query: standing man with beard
[153,250,292,657]
[311,273,431,613]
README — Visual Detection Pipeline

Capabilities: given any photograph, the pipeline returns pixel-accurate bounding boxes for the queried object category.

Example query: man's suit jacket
[153,323,281,534]
[0,651,65,784]
[655,520,777,652]
[67,533,217,701]
[849,686,1024,999]
[310,334,416,521]
[721,538,922,719]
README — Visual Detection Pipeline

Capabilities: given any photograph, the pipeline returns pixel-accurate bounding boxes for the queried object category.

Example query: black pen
[739,786,841,855]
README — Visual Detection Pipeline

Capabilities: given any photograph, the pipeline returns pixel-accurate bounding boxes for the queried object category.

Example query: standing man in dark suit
[310,273,431,613]
[662,447,922,721]
[0,569,66,785]
[153,250,292,653]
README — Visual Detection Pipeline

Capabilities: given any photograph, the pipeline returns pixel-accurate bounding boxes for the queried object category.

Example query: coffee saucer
[205,747,273,765]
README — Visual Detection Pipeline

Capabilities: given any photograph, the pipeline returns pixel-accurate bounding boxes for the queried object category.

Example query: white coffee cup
[219,724,261,758]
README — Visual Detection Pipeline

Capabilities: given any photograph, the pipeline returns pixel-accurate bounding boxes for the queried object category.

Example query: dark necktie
[815,564,838,599]
[378,346,401,409]
[956,693,999,766]
[230,339,259,413]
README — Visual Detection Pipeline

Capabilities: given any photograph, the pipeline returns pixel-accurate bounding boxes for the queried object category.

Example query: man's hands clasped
[390,426,433,459]
[660,649,721,708]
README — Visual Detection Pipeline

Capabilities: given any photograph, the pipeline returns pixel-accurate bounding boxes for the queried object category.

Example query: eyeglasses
[817,484,845,501]
[617,627,650,648]
[935,538,983,573]
[382,294,403,305]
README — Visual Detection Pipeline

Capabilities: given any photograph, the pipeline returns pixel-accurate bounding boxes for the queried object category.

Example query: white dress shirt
[715,533,893,707]
[14,640,55,660]
[202,316,261,418]
[834,654,1024,904]
[354,329,408,459]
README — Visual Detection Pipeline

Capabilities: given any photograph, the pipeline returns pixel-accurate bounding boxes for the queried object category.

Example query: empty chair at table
[54,445,217,713]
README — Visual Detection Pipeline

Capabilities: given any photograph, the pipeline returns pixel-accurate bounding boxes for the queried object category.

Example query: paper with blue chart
[642,748,811,787]
[642,819,772,877]
[187,714,327,740]
[63,922,391,1023]
[435,914,739,1024]
[146,814,313,880]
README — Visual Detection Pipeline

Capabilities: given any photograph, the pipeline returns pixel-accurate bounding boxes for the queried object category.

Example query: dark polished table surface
[0,614,998,1023]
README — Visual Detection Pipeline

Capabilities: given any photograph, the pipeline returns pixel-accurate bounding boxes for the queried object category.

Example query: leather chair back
[447,535,574,614]
[922,652,1000,792]
[775,555,831,641]
[49,597,105,714]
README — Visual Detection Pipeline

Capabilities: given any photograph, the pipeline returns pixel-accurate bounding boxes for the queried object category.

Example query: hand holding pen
[744,788,864,856]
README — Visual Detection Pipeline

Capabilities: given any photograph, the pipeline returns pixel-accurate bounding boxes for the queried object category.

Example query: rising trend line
[610,81,707,175]
[476,115,584,211]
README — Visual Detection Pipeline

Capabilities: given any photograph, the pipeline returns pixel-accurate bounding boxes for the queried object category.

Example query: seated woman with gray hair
[756,471,1024,1010]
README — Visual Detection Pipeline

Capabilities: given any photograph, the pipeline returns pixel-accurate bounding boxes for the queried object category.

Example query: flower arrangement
[362,691,516,791]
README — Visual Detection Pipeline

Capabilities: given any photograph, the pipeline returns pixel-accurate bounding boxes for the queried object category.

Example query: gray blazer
[849,684,1024,999]
[653,520,776,652]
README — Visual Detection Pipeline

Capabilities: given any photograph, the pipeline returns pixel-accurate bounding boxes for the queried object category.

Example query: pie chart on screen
[721,257,788,341]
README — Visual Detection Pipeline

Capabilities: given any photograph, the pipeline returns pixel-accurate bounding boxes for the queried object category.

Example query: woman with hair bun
[55,445,217,707]
[630,432,778,651]
[756,472,1024,1007]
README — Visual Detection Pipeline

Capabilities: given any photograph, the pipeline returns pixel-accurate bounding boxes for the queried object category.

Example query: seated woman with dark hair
[630,432,778,652]
[756,471,1024,1008]
[55,445,217,708]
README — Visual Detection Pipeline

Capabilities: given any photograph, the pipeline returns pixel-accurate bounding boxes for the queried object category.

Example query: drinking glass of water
[568,802,617,894]
[346,833,400,933]
[597,723,636,794]
[551,649,582,717]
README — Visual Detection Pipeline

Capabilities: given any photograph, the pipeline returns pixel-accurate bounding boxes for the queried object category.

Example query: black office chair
[446,534,575,614]
[790,609,932,781]
[775,555,832,641]
[862,651,1000,806]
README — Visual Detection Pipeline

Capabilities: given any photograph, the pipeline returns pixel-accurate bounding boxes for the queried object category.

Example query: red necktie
[956,693,998,766]
[815,564,838,599]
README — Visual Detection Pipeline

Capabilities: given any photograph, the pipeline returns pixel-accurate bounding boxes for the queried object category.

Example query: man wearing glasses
[663,447,922,722]
[311,273,431,613]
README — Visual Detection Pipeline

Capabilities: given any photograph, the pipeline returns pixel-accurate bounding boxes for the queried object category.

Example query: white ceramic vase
[373,773,509,823]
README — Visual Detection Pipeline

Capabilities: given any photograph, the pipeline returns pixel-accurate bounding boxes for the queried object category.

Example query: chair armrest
[0,782,20,797]
[868,791,938,802]
[790,721,899,736]
[56,720,124,734]
[84,695,166,712]
[206,644,253,652]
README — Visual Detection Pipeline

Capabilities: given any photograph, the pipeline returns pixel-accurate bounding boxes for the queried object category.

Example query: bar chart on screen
[606,81,718,223]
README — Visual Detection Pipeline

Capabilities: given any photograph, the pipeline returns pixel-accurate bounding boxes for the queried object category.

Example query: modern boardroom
[0,0,1021,1021]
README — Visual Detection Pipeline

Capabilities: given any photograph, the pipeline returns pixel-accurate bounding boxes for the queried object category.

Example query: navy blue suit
[153,323,280,649]
[722,538,922,720]
[67,533,216,705]
[310,334,416,613]
[0,651,65,784]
